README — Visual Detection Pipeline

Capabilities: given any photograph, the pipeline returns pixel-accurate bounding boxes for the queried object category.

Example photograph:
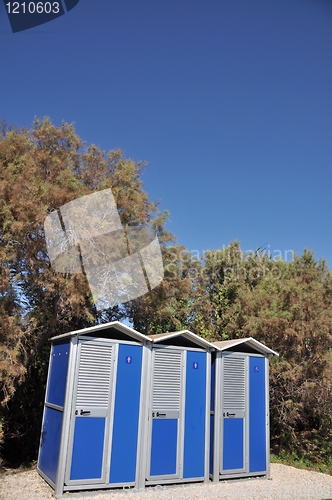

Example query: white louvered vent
[76,343,113,408]
[222,356,245,411]
[152,350,182,412]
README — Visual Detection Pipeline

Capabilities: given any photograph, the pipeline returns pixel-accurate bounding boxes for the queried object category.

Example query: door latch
[80,410,91,416]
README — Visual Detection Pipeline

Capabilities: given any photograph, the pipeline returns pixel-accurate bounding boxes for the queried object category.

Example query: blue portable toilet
[210,338,278,482]
[37,321,150,497]
[143,330,215,486]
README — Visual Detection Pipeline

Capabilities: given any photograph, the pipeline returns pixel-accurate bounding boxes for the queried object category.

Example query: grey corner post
[136,340,153,491]
[212,351,221,483]
[265,355,271,479]
[204,349,212,483]
[54,335,78,498]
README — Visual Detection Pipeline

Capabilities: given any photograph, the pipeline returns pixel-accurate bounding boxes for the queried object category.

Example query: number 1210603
[5,2,60,14]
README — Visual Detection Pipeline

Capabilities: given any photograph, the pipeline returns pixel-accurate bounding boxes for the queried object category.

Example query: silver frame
[265,355,271,479]
[41,326,276,495]
[55,336,78,497]
[38,330,150,497]
[145,344,211,486]
[64,339,116,488]
[145,346,185,483]
[135,340,152,491]
[220,352,249,476]
[212,351,221,483]
[204,350,211,483]
[211,351,270,483]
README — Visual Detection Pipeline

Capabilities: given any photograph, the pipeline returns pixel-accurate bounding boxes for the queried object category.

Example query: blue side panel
[46,341,70,407]
[223,419,244,470]
[38,407,63,483]
[70,418,105,480]
[210,355,215,475]
[249,357,266,472]
[110,344,143,484]
[210,356,215,412]
[209,415,214,474]
[183,351,206,478]
[150,419,178,476]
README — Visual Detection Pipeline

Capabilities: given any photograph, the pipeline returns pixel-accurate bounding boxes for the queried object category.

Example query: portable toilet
[210,338,278,482]
[37,321,150,497]
[142,330,215,486]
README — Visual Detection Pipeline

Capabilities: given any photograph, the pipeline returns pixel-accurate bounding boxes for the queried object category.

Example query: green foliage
[194,244,332,463]
[127,244,198,334]
[271,451,332,475]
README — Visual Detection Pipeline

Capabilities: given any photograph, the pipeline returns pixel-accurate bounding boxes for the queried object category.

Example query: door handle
[80,410,91,415]
[156,412,166,417]
[227,412,236,417]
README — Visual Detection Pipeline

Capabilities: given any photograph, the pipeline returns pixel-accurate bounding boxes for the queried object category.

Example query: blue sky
[1,0,332,267]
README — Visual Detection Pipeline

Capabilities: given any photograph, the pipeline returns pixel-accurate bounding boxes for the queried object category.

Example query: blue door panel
[46,341,70,407]
[223,418,244,470]
[70,417,105,480]
[38,407,63,483]
[150,419,178,476]
[210,357,215,412]
[183,351,206,478]
[110,344,142,484]
[249,357,266,472]
[209,414,214,475]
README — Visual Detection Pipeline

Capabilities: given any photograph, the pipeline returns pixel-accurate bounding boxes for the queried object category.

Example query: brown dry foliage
[0,117,171,409]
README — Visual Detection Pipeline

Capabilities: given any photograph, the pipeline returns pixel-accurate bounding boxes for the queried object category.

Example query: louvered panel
[222,356,245,411]
[152,350,182,412]
[76,343,113,408]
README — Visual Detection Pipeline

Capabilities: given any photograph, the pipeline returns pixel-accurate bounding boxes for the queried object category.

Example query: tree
[0,117,171,463]
[192,242,332,463]
[126,244,200,334]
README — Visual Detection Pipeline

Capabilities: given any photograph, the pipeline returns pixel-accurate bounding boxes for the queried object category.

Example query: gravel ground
[1,464,332,500]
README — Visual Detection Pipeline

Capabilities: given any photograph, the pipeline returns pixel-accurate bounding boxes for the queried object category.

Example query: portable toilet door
[210,338,278,482]
[37,321,150,497]
[143,330,215,486]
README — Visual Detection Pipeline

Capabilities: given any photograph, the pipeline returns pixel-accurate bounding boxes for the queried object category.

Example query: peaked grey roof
[213,337,278,356]
[148,330,216,350]
[50,321,150,343]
